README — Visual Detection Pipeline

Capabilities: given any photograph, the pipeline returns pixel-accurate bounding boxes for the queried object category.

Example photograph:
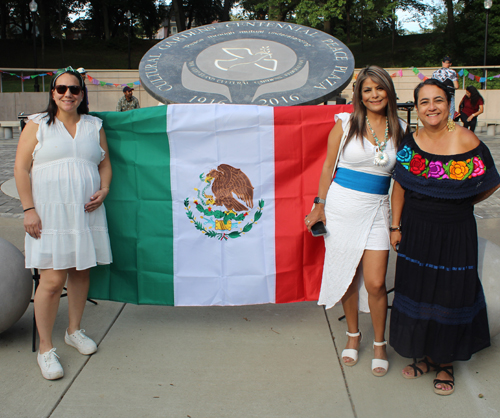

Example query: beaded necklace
[366,116,389,166]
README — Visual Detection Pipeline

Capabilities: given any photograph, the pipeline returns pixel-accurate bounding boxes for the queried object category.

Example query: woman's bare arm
[305,121,344,231]
[390,181,405,251]
[85,128,113,212]
[14,120,42,238]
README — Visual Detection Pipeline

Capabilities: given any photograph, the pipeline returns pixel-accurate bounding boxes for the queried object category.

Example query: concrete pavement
[1,128,500,418]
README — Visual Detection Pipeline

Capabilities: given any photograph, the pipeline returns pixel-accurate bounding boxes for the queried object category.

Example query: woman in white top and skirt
[305,66,407,376]
[14,68,112,380]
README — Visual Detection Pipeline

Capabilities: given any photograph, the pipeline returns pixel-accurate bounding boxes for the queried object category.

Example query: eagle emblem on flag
[184,164,264,240]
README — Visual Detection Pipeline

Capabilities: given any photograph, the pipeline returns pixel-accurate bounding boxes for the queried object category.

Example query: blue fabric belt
[333,167,391,195]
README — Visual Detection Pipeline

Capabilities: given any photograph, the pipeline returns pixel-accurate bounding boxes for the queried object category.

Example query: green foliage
[0,0,166,41]
[294,0,345,28]
[454,0,500,66]
[0,37,157,69]
[236,0,430,42]
[238,0,300,21]
[1,0,498,77]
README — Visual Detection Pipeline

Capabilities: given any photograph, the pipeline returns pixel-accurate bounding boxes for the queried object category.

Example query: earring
[416,117,419,136]
[447,118,456,132]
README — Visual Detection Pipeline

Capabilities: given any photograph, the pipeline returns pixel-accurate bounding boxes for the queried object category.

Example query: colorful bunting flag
[1,66,498,91]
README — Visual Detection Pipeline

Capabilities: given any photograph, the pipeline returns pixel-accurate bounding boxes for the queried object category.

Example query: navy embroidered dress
[389,133,500,363]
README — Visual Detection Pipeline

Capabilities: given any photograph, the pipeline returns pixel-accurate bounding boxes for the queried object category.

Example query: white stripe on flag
[168,104,276,306]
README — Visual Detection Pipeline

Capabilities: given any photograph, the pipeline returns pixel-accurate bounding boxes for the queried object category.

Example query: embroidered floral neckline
[397,143,486,180]
[412,134,481,159]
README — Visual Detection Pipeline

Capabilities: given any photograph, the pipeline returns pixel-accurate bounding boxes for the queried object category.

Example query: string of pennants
[457,68,500,83]
[409,67,500,82]
[0,69,141,88]
[3,67,499,87]
[354,67,500,83]
[0,70,57,80]
[86,74,140,88]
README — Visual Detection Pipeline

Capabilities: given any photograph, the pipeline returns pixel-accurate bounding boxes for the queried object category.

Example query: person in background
[458,86,484,132]
[348,81,356,105]
[431,56,459,120]
[117,86,140,112]
[76,67,89,108]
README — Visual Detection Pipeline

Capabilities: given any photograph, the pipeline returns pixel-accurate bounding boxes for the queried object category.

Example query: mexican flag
[89,103,352,306]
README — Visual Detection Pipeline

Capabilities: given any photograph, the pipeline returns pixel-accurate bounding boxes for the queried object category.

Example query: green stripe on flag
[89,106,174,305]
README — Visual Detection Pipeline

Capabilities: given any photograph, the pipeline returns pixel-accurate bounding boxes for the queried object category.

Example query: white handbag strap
[332,120,350,177]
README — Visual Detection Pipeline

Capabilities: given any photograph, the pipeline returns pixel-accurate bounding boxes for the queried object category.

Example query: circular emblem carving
[139,21,355,106]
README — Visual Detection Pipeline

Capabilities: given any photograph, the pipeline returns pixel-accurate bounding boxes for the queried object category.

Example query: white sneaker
[65,329,97,355]
[37,348,64,380]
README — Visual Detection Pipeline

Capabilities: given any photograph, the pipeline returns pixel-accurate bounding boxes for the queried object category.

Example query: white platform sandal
[341,331,362,367]
[372,341,389,377]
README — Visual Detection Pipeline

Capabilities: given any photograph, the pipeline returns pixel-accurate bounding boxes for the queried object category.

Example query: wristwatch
[314,197,326,205]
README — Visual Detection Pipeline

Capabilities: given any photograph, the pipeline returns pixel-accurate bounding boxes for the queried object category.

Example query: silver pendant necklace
[366,116,389,166]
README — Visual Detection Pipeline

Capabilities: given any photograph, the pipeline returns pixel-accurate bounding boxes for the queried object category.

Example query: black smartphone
[311,221,327,237]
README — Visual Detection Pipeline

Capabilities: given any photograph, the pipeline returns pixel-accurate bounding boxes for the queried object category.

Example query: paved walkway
[1,126,500,418]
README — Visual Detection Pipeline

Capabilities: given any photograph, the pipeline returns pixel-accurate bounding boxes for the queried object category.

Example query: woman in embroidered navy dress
[389,79,500,396]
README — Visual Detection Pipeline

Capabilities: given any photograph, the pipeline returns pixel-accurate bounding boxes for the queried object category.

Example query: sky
[396,0,439,33]
[397,10,426,33]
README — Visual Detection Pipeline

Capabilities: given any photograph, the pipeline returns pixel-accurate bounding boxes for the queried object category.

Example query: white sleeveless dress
[318,113,402,311]
[25,113,112,270]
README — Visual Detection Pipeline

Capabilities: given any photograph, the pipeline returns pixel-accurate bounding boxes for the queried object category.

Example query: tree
[438,0,456,43]
[238,0,300,21]
[294,0,345,29]
[167,0,236,33]
[0,0,32,40]
[82,0,165,40]
[455,0,500,65]
[221,0,235,21]
[236,0,431,48]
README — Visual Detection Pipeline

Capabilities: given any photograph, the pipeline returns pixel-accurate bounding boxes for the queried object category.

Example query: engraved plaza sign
[139,21,355,106]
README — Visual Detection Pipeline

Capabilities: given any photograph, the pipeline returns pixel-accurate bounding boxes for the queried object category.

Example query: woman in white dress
[14,68,112,380]
[305,66,406,377]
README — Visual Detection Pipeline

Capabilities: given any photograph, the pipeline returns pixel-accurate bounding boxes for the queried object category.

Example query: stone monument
[139,21,354,106]
[478,237,500,337]
[0,238,32,334]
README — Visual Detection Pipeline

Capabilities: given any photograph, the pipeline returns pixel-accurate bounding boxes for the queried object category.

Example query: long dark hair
[466,85,484,107]
[414,78,451,105]
[347,65,405,147]
[45,69,88,125]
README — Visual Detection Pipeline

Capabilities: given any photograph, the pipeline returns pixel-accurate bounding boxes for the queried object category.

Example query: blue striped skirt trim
[392,291,486,325]
[397,252,475,272]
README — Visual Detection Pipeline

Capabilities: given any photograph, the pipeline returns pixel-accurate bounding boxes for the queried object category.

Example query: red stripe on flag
[273,105,353,303]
